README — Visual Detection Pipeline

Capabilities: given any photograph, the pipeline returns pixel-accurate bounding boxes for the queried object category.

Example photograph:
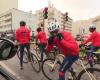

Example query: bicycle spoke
[77,68,100,80]
[42,59,60,80]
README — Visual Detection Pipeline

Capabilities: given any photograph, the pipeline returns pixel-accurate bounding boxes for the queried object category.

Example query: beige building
[72,15,100,37]
[0,8,37,34]
[35,0,73,35]
[0,0,18,14]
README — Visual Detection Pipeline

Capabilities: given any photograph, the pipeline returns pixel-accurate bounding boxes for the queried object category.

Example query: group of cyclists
[8,20,100,80]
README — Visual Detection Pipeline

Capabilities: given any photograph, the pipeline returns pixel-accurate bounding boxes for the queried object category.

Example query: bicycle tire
[35,47,41,60]
[83,54,100,67]
[42,58,60,80]
[77,68,100,80]
[17,49,29,63]
[31,53,41,73]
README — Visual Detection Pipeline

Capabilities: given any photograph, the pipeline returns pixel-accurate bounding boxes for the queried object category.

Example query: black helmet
[20,21,26,26]
[0,38,18,61]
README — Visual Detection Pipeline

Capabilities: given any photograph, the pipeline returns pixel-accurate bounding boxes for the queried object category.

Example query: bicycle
[17,46,29,63]
[32,44,60,61]
[79,45,100,67]
[42,53,100,80]
[17,43,41,73]
[32,43,41,60]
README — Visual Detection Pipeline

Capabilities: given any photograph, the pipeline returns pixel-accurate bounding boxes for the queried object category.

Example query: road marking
[0,62,23,80]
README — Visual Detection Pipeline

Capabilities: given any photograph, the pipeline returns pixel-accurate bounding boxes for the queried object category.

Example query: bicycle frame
[45,53,98,80]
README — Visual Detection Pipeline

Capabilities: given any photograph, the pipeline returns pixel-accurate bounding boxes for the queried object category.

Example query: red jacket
[82,31,100,47]
[46,31,79,56]
[16,26,30,44]
[36,31,47,44]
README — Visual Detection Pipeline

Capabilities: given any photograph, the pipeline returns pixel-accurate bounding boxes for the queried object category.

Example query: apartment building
[0,8,37,33]
[72,15,100,37]
[35,0,73,34]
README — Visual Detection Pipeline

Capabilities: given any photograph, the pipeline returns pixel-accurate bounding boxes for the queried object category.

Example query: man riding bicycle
[46,21,79,80]
[81,24,100,67]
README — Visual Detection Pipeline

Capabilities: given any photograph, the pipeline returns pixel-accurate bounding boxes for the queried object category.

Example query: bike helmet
[0,38,18,61]
[89,24,96,32]
[89,24,96,29]
[48,21,59,32]
[20,21,26,26]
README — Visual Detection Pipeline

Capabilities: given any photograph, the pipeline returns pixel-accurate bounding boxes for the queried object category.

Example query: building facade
[72,15,100,37]
[35,1,73,35]
[0,8,37,34]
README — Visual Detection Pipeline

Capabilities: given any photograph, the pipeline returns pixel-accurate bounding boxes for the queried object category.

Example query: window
[4,13,12,18]
[6,24,11,28]
[5,18,12,23]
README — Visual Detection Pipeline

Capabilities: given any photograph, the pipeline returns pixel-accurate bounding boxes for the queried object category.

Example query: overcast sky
[18,0,100,21]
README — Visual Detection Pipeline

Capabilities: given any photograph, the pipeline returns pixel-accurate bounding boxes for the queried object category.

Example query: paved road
[0,44,47,80]
[0,45,100,80]
[0,55,47,80]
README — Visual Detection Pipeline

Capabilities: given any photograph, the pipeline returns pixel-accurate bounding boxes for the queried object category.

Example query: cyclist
[15,21,31,70]
[35,27,47,62]
[46,21,79,80]
[81,24,100,67]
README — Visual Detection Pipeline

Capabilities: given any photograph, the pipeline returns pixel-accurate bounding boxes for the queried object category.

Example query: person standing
[35,27,47,62]
[16,21,30,70]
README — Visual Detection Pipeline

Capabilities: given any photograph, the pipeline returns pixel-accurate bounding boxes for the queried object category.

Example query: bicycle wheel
[35,47,41,60]
[77,68,100,80]
[42,58,60,80]
[30,53,41,73]
[17,49,29,63]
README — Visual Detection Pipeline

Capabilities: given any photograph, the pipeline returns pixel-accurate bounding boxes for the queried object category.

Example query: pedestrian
[35,27,47,63]
[15,21,31,70]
